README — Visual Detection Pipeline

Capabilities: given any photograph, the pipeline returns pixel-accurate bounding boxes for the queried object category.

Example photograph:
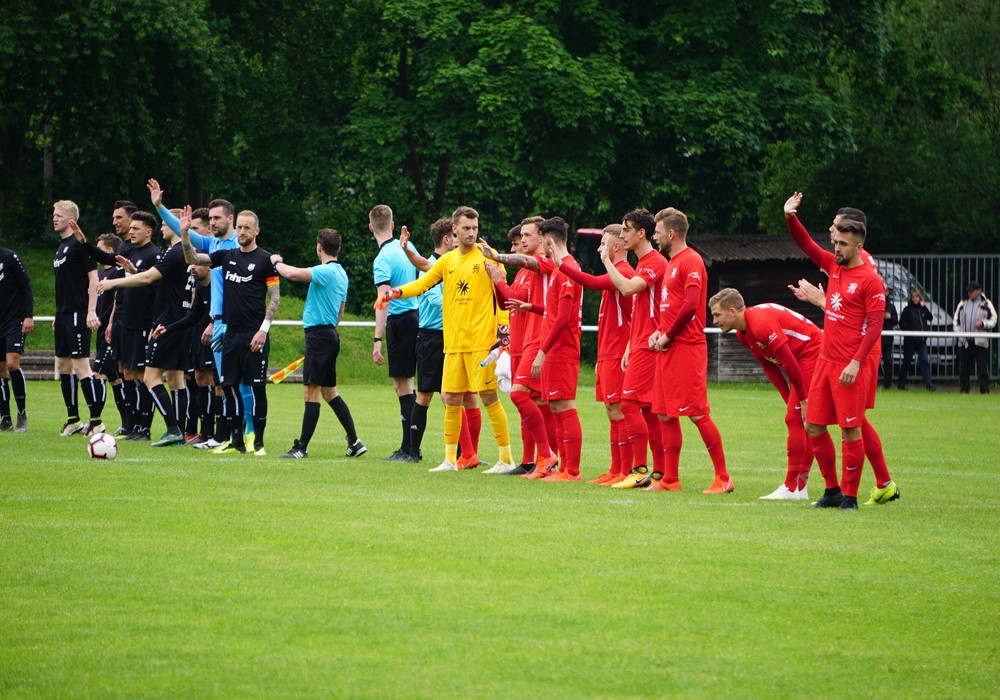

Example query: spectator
[953,281,997,394]
[880,292,899,389]
[898,288,934,391]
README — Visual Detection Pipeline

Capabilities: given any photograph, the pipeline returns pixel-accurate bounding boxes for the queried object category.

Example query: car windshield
[876,260,933,304]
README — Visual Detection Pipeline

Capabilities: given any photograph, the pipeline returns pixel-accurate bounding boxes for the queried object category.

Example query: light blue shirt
[159,205,237,317]
[417,254,443,331]
[303,261,348,329]
[373,239,418,315]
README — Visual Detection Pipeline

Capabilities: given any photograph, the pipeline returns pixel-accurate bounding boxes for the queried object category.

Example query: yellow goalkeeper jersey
[398,246,498,354]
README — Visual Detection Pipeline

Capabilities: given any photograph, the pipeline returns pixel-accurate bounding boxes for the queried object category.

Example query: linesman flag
[269,357,305,384]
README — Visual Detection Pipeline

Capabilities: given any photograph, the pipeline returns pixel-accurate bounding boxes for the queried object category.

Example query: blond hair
[709,287,745,311]
[53,200,80,220]
[369,205,393,234]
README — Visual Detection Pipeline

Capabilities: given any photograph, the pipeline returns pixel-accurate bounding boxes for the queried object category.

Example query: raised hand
[115,255,137,275]
[784,192,803,219]
[68,220,87,245]
[147,178,164,209]
[399,225,411,250]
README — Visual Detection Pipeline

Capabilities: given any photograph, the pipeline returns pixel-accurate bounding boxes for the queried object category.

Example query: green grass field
[1,382,998,698]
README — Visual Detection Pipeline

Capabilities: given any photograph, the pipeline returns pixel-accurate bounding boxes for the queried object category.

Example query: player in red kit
[601,209,668,490]
[483,217,559,477]
[710,289,821,500]
[554,224,635,484]
[524,217,584,481]
[785,192,899,509]
[648,208,731,494]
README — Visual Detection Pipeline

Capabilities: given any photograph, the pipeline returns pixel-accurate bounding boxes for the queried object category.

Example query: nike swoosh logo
[548,391,559,396]
[623,389,635,394]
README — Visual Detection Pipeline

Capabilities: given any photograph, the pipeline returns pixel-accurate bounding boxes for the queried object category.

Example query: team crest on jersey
[670,268,678,278]
[472,263,480,274]
[847,282,858,295]
[829,292,843,311]
[457,279,470,295]
[248,263,256,271]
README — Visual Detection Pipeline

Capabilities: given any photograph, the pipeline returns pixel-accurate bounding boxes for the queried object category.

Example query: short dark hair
[114,200,137,216]
[431,218,453,247]
[317,228,341,256]
[837,207,867,226]
[131,211,158,231]
[834,218,867,241]
[623,208,655,241]
[507,224,522,243]
[98,233,122,251]
[192,207,211,225]
[538,216,569,242]
[208,199,235,218]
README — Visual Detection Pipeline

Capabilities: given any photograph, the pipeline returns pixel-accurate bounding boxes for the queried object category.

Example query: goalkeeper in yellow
[375,206,514,473]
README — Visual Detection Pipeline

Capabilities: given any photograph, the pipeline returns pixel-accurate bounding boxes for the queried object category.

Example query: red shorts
[542,361,579,401]
[510,353,523,380]
[513,344,542,393]
[652,342,710,417]
[805,356,869,429]
[786,358,816,416]
[621,345,657,406]
[865,352,879,410]
[595,358,625,404]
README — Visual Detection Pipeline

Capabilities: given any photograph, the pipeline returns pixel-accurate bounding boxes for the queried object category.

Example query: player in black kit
[52,200,105,436]
[72,211,162,440]
[0,245,34,432]
[181,205,280,455]
[96,209,196,447]
[93,234,129,431]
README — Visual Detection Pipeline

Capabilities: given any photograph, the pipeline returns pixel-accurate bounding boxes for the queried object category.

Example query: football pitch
[1,382,998,698]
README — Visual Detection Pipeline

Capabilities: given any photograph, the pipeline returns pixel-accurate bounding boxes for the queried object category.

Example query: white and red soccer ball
[88,433,118,460]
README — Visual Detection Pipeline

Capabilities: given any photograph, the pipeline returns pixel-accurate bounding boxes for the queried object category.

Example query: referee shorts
[386,309,418,378]
[302,325,340,387]
[415,328,444,393]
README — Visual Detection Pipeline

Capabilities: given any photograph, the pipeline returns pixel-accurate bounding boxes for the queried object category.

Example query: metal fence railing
[872,254,1000,380]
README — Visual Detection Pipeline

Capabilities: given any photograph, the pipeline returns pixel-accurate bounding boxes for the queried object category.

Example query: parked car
[875,259,955,366]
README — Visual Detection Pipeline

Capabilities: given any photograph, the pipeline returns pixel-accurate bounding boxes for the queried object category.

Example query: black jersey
[54,236,97,314]
[152,244,194,327]
[165,279,211,334]
[208,246,279,331]
[96,266,125,329]
[83,239,161,329]
[0,247,34,326]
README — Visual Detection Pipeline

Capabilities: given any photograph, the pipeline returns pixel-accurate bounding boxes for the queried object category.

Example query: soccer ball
[88,433,118,460]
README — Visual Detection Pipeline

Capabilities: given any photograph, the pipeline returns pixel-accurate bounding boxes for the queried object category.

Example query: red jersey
[737,304,822,368]
[629,248,667,348]
[540,256,582,363]
[522,254,551,347]
[658,246,707,344]
[506,267,534,355]
[787,215,886,364]
[597,259,635,360]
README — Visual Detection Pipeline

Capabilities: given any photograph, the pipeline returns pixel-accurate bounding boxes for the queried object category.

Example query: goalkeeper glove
[373,287,402,310]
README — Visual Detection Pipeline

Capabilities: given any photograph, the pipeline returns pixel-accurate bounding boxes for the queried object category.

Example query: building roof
[690,234,830,264]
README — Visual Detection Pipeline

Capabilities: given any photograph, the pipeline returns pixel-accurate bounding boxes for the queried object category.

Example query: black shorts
[53,312,91,359]
[220,329,270,387]
[0,321,25,356]
[94,333,118,377]
[386,309,418,378]
[119,328,149,370]
[302,325,340,387]
[415,328,444,394]
[189,325,213,371]
[146,328,192,371]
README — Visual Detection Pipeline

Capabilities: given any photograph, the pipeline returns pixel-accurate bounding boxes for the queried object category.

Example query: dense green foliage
[2,383,999,697]
[3,0,999,314]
